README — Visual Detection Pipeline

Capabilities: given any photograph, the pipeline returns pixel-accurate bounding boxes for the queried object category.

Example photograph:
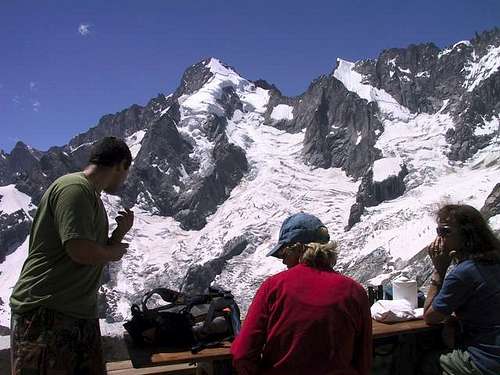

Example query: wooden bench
[106,360,197,375]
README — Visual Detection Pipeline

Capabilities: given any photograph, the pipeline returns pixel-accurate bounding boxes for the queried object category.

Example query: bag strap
[200,296,237,333]
[228,301,241,335]
[190,297,241,353]
[141,288,183,312]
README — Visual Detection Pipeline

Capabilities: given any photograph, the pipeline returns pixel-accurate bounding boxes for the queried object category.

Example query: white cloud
[29,82,36,91]
[78,23,91,36]
[32,100,41,112]
[12,96,21,105]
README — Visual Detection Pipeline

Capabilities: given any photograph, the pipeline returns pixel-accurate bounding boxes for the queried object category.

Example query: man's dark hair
[437,204,500,262]
[88,137,132,169]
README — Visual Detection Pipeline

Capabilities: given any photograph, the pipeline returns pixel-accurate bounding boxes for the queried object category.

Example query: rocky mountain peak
[8,142,40,175]
[1,29,499,328]
[253,79,282,95]
[174,58,215,98]
[471,27,500,54]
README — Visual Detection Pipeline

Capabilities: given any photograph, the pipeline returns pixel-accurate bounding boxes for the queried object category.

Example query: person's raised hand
[427,237,452,275]
[115,208,134,236]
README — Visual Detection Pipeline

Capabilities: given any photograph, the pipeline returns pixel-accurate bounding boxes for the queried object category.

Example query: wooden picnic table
[106,318,440,374]
[372,318,439,339]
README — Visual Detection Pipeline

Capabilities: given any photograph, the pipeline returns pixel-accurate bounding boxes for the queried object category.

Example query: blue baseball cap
[267,212,330,258]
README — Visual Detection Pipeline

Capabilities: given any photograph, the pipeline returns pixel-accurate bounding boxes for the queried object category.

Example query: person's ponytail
[300,241,338,269]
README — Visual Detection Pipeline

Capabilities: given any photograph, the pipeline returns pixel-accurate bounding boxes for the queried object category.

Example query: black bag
[123,287,241,353]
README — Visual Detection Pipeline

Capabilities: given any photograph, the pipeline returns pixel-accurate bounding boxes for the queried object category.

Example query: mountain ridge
[0,28,499,328]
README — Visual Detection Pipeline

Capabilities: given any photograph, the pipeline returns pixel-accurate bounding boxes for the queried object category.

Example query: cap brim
[266,242,285,257]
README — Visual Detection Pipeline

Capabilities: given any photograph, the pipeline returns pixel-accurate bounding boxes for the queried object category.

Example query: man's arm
[109,208,134,245]
[66,239,128,265]
[52,184,131,265]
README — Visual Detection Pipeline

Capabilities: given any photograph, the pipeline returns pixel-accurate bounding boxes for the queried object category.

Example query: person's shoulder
[54,172,86,184]
[327,272,366,297]
[266,268,290,283]
[451,260,475,274]
[51,173,94,198]
[455,258,500,277]
[261,267,300,290]
[53,173,91,190]
[332,271,362,286]
[344,275,366,294]
[445,260,477,283]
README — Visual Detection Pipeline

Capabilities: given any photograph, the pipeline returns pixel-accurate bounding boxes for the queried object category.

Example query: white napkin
[371,299,424,322]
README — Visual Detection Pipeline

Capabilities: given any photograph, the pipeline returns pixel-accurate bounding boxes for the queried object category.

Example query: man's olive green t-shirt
[10,172,109,319]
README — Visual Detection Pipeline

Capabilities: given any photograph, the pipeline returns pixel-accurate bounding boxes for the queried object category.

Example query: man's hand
[107,242,129,261]
[115,208,134,236]
[428,237,452,276]
[66,239,128,265]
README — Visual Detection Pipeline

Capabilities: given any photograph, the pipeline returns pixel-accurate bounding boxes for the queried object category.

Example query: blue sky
[1,0,499,153]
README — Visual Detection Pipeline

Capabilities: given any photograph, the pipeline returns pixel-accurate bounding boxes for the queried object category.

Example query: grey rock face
[0,210,31,263]
[0,152,9,185]
[174,59,215,97]
[355,40,475,115]
[9,142,40,175]
[403,246,435,287]
[218,86,243,119]
[261,81,297,130]
[121,104,195,215]
[291,75,383,178]
[356,43,443,114]
[174,133,249,230]
[356,28,500,163]
[203,113,229,142]
[481,183,500,220]
[0,142,50,204]
[181,235,249,294]
[253,79,281,94]
[347,165,408,230]
[0,58,250,234]
[448,30,500,162]
[69,105,143,149]
[343,247,396,284]
[68,94,172,151]
[448,70,500,161]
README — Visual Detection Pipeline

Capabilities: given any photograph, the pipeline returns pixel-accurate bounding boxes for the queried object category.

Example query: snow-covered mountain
[1,28,499,331]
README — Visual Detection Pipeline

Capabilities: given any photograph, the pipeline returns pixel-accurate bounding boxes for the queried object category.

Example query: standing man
[232,213,372,375]
[10,137,134,375]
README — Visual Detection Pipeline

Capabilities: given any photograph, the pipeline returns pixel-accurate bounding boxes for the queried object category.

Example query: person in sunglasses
[423,204,500,375]
[231,212,372,375]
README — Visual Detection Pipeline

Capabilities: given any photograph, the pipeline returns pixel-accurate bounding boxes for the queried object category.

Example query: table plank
[106,360,197,374]
[124,334,232,369]
[107,361,135,371]
[150,343,232,365]
[372,319,439,339]
[119,319,440,369]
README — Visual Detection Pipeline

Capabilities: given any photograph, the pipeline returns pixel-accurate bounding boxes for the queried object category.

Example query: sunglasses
[276,244,298,258]
[436,225,453,237]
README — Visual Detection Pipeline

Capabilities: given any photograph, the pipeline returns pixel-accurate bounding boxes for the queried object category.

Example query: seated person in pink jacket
[231,212,372,375]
